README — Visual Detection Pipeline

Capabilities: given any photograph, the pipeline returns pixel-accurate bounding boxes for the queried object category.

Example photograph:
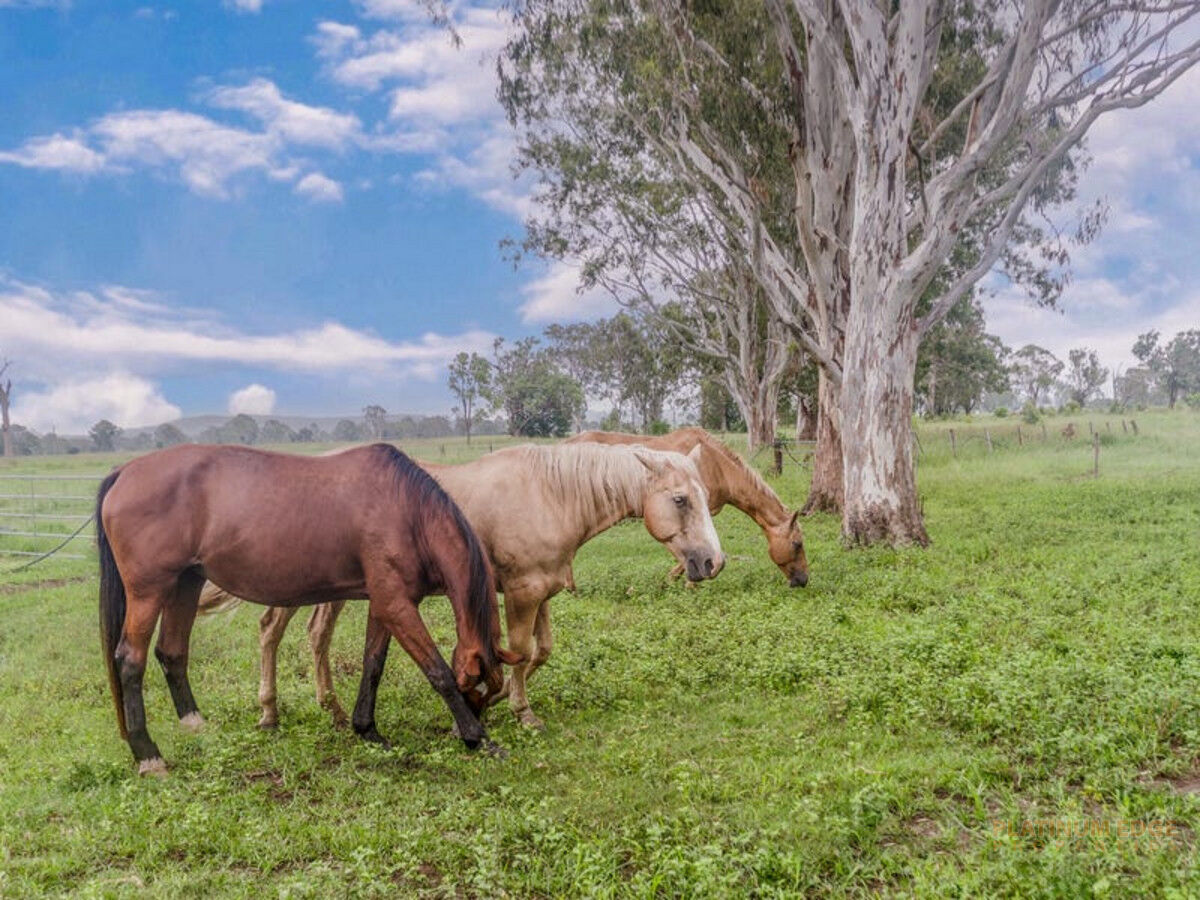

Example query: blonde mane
[495,443,692,526]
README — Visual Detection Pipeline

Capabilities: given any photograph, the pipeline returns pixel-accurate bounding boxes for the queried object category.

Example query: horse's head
[452,641,523,715]
[635,445,724,582]
[765,510,809,587]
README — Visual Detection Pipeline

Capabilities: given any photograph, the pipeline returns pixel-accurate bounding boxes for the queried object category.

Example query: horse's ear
[497,647,525,666]
[686,444,703,464]
[632,448,664,475]
[788,510,800,530]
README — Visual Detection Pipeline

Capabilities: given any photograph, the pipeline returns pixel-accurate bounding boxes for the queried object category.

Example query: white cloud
[208,78,362,149]
[0,80,366,198]
[228,383,276,415]
[12,374,181,434]
[0,277,497,379]
[293,171,344,203]
[518,261,618,323]
[224,0,264,13]
[0,133,106,172]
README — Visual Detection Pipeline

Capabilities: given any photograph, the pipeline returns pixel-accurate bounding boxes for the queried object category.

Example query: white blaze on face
[692,478,722,564]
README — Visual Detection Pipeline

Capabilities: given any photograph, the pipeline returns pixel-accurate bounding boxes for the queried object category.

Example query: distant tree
[260,419,297,444]
[221,414,259,445]
[90,419,121,452]
[1133,329,1200,409]
[916,298,1010,416]
[1065,348,1109,408]
[362,405,387,441]
[447,352,492,444]
[0,358,12,458]
[416,415,454,438]
[486,337,585,438]
[1010,345,1065,407]
[1112,366,1156,410]
[698,376,745,433]
[154,422,187,448]
[295,424,317,442]
[333,419,360,443]
[9,424,40,456]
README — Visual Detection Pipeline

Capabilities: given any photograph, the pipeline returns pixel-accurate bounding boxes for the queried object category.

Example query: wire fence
[0,473,101,567]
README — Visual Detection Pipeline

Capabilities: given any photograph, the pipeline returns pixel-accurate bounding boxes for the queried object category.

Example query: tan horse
[568,427,809,587]
[202,442,724,730]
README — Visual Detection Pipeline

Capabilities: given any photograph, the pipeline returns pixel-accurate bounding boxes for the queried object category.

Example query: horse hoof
[138,757,168,778]
[516,710,545,731]
[330,711,350,730]
[257,717,279,730]
[179,712,205,734]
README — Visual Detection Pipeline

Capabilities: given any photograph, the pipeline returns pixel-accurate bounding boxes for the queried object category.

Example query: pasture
[1,413,1199,897]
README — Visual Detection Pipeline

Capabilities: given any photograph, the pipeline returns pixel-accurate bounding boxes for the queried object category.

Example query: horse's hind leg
[502,588,544,730]
[257,605,300,729]
[116,589,168,776]
[529,600,553,679]
[308,600,349,728]
[154,570,204,733]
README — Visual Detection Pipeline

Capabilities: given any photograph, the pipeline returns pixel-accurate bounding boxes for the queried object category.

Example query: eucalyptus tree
[1010,344,1064,407]
[1133,329,1200,408]
[504,0,1200,545]
[448,351,492,444]
[1066,347,1109,407]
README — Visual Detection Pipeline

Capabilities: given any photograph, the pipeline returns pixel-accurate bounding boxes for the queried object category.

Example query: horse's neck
[702,441,789,529]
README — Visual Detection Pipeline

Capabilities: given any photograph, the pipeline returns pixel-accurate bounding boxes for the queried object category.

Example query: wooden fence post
[1106,421,1111,433]
[1093,432,1100,477]
[1131,420,1139,435]
[985,429,993,453]
[1088,420,1094,436]
[1017,425,1023,446]
[1041,423,1048,441]
[949,428,957,458]
[772,439,783,476]
[1122,420,1128,434]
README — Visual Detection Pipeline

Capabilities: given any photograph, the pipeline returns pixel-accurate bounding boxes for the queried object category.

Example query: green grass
[1,414,1199,897]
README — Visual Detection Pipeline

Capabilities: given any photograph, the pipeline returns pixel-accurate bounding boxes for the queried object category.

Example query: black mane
[369,444,497,672]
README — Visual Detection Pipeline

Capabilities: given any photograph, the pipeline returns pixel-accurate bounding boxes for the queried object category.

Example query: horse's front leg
[308,600,349,728]
[364,594,490,750]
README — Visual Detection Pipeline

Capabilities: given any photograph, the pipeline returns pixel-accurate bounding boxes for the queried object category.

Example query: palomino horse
[568,427,809,587]
[201,442,724,731]
[96,443,518,775]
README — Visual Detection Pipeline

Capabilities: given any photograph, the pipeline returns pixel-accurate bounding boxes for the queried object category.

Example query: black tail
[96,470,128,739]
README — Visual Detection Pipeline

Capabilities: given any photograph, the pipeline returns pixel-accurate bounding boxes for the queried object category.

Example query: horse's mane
[689,429,785,508]
[495,442,694,524]
[370,444,497,670]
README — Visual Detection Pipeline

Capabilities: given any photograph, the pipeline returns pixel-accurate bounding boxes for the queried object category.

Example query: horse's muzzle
[684,553,720,582]
[789,570,809,588]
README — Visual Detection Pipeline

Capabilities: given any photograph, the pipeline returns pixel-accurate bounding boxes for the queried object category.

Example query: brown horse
[201,442,724,731]
[96,443,518,776]
[568,427,809,586]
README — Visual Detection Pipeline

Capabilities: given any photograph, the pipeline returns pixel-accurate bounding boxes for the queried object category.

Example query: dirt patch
[243,768,293,802]
[905,815,941,840]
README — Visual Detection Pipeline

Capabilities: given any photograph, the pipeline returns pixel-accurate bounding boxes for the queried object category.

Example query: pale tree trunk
[795,393,816,441]
[803,368,842,514]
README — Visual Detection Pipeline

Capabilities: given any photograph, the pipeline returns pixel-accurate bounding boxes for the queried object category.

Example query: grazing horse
[568,427,810,587]
[96,443,518,776]
[201,442,724,731]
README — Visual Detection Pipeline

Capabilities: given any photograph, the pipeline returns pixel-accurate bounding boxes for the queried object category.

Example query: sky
[1,1,1197,433]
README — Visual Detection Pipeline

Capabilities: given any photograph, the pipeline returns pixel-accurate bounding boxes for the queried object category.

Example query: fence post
[1122,420,1128,434]
[1088,420,1094,436]
[1017,425,1023,446]
[1093,432,1100,477]
[1041,423,1048,441]
[949,428,957,458]
[1106,421,1111,433]
[1131,419,1139,435]
[985,429,993,453]
[772,439,783,476]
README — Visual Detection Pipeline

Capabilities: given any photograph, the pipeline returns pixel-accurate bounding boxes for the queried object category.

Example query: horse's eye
[793,541,803,551]
[673,495,687,507]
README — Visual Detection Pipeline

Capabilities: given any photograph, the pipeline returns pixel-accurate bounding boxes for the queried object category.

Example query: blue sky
[1,1,1197,432]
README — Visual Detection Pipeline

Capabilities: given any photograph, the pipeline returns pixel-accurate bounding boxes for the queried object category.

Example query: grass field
[1,412,1198,897]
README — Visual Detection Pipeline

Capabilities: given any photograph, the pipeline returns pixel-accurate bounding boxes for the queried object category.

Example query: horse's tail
[197,581,244,615]
[96,470,127,739]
